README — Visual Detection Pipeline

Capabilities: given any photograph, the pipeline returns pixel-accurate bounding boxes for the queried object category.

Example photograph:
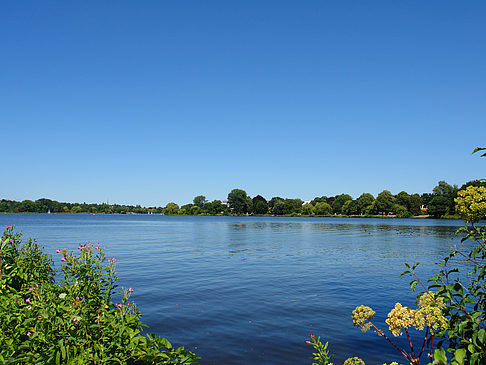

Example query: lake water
[0,214,469,364]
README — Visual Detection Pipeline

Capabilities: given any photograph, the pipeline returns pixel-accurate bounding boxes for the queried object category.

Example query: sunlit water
[0,214,471,364]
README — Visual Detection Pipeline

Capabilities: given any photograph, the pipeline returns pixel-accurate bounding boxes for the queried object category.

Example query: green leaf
[410,280,418,291]
[478,328,486,344]
[434,348,448,364]
[453,348,466,364]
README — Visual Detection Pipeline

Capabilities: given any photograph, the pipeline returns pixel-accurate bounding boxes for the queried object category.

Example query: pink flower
[76,297,80,301]
[73,317,78,323]
[111,258,117,262]
[29,287,33,291]
[25,298,30,303]
[117,303,122,308]
[128,287,133,293]
[305,340,311,344]
[61,258,65,262]
[56,249,61,253]
[77,244,82,250]
[27,332,31,336]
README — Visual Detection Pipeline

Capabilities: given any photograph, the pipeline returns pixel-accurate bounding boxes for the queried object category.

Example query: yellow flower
[344,357,365,365]
[352,305,375,332]
[385,303,415,337]
[413,292,448,334]
[455,186,486,223]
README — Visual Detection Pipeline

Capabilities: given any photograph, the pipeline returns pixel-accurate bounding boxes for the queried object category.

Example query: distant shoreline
[0,212,463,219]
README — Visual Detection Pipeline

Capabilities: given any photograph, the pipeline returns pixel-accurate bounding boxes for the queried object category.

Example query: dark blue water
[0,214,468,364]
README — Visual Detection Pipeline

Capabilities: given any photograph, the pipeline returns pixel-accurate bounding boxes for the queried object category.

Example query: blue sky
[1,1,485,206]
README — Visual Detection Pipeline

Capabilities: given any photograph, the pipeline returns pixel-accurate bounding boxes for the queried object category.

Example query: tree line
[1,180,484,218]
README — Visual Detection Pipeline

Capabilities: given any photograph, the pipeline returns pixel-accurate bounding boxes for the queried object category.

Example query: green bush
[0,226,198,364]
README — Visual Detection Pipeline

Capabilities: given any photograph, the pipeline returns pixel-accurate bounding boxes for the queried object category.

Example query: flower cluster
[455,185,486,223]
[414,292,448,334]
[352,305,375,332]
[385,303,415,337]
[384,292,447,337]
[343,357,365,365]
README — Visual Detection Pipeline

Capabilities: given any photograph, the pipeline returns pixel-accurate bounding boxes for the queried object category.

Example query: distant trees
[252,195,269,215]
[356,193,375,215]
[314,202,332,215]
[332,194,353,215]
[375,190,396,214]
[164,202,179,215]
[227,189,249,214]
[193,195,207,207]
[2,179,480,219]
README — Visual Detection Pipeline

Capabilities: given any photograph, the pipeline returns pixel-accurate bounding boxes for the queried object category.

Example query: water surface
[0,214,467,364]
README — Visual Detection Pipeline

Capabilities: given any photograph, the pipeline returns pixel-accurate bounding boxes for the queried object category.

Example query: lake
[0,214,468,364]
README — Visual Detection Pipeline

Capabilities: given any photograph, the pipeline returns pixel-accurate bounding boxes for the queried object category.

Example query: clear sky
[1,1,485,206]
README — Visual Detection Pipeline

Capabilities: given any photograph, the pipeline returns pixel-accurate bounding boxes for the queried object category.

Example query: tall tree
[356,193,375,215]
[193,195,207,207]
[375,190,396,214]
[227,189,248,214]
[164,202,179,215]
[332,194,353,214]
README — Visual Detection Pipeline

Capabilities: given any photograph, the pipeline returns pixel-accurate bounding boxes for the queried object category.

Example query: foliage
[351,291,448,364]
[427,196,451,218]
[192,195,207,207]
[306,334,333,365]
[315,202,332,216]
[375,190,397,215]
[0,226,198,364]
[227,189,249,214]
[332,194,353,215]
[165,202,180,215]
[305,334,366,365]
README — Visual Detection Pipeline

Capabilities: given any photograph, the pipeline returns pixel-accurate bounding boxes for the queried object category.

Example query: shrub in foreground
[0,226,198,364]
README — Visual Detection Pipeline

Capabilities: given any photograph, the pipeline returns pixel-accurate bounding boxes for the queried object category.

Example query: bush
[0,226,198,364]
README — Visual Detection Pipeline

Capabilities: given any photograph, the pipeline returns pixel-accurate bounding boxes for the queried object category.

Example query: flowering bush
[307,148,485,364]
[0,226,198,364]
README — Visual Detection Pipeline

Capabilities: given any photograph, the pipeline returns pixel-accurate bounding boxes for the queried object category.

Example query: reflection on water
[0,214,468,364]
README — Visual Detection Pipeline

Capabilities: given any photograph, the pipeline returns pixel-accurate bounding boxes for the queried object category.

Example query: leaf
[478,328,486,344]
[410,280,418,291]
[434,348,448,364]
[453,348,466,365]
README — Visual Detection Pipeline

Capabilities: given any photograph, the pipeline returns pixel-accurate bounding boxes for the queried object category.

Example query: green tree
[433,180,455,196]
[342,200,359,215]
[302,203,315,216]
[227,189,248,214]
[375,190,396,214]
[164,202,179,215]
[193,195,207,207]
[428,196,450,218]
[395,191,411,211]
[356,193,375,215]
[254,200,269,215]
[245,196,254,214]
[332,194,353,215]
[409,193,423,216]
[315,202,332,215]
[432,180,459,214]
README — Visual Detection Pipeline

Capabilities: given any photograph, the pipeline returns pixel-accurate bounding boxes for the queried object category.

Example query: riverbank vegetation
[0,226,198,364]
[2,180,485,219]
